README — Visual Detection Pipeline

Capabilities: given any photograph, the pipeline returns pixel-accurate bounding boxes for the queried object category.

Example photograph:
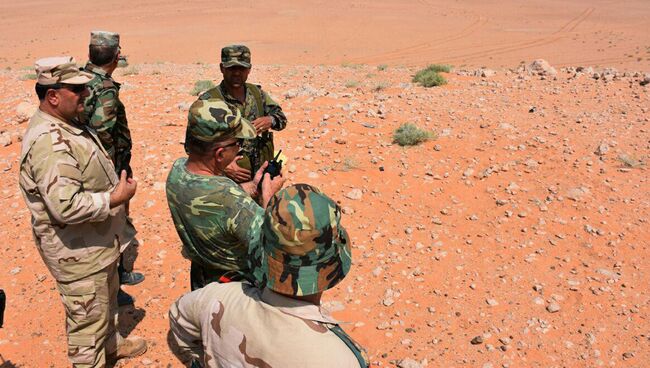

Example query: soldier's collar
[261,288,341,325]
[219,80,247,102]
[84,62,109,77]
[37,109,85,135]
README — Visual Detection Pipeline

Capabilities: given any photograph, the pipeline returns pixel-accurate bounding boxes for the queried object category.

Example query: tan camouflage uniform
[169,282,361,368]
[19,57,136,367]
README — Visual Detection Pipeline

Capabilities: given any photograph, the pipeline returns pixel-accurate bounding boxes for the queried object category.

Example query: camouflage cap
[221,44,251,68]
[249,184,352,296]
[90,30,120,47]
[35,56,93,86]
[185,99,256,150]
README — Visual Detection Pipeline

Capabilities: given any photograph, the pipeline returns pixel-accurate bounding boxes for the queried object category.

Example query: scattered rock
[546,301,561,313]
[397,358,423,368]
[471,335,484,345]
[345,188,363,200]
[527,59,557,77]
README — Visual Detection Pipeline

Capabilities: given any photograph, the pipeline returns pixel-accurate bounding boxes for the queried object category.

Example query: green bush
[412,64,452,87]
[393,123,435,146]
[190,80,215,96]
[20,73,37,80]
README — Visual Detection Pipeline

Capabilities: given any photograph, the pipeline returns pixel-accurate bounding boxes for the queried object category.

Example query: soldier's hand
[253,161,268,186]
[224,158,251,183]
[252,116,273,134]
[110,170,137,208]
[261,172,286,208]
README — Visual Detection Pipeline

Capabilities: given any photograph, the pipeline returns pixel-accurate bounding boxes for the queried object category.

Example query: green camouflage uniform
[168,99,260,289]
[198,44,288,179]
[80,31,132,178]
[81,62,132,177]
[169,184,368,368]
[20,57,136,367]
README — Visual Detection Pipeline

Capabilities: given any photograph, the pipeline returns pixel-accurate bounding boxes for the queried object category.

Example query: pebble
[345,188,363,200]
[486,298,499,306]
[397,358,423,368]
[471,335,484,345]
[546,301,561,313]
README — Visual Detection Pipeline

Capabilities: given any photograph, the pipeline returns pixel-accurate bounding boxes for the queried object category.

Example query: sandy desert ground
[0,1,649,367]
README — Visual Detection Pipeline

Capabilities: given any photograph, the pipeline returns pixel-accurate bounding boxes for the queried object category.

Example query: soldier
[19,56,146,367]
[198,44,287,184]
[169,184,369,368]
[165,99,285,290]
[80,31,143,306]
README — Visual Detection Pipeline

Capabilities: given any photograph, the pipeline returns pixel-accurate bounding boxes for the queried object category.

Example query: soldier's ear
[45,89,60,106]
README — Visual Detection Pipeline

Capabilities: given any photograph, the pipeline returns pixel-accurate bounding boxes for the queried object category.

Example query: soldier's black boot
[120,271,145,286]
[117,288,135,306]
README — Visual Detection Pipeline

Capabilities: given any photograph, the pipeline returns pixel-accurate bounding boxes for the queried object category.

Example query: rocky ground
[0,61,648,367]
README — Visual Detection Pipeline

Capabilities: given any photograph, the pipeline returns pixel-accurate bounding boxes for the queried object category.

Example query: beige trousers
[56,261,123,367]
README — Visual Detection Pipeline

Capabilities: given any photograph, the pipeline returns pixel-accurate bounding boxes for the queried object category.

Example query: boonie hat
[185,99,256,151]
[35,56,93,86]
[249,184,352,296]
[221,45,251,68]
[90,30,120,47]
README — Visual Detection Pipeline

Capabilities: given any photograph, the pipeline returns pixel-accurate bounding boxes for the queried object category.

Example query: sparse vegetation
[372,81,390,92]
[345,80,359,88]
[341,62,363,69]
[412,64,452,87]
[20,73,37,80]
[117,58,129,68]
[377,64,388,71]
[617,154,645,168]
[121,66,140,76]
[333,156,361,172]
[393,123,435,146]
[190,80,215,95]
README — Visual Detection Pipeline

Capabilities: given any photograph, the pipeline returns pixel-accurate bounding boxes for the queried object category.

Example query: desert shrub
[20,73,37,80]
[117,58,129,68]
[412,64,452,87]
[393,123,435,146]
[121,66,139,76]
[190,80,215,95]
[334,156,360,172]
[377,64,388,71]
[373,81,390,92]
[617,154,645,168]
[341,62,363,69]
[345,80,359,88]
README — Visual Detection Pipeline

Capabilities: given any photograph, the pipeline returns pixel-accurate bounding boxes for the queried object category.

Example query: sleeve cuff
[90,192,111,221]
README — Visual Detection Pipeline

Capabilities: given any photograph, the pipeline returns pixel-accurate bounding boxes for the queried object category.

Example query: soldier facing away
[169,184,369,368]
[198,44,288,183]
[80,30,144,306]
[19,56,146,367]
[166,99,285,290]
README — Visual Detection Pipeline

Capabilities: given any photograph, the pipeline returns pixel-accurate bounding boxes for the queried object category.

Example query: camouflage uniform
[167,99,260,290]
[169,184,368,368]
[81,32,132,178]
[19,57,136,367]
[81,31,139,277]
[198,45,287,179]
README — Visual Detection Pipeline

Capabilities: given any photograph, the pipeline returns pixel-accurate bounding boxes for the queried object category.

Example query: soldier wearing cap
[80,31,144,306]
[197,44,288,184]
[165,99,285,290]
[19,56,146,367]
[168,184,368,368]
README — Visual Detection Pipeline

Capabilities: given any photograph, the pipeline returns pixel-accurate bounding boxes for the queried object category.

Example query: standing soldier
[198,44,287,184]
[81,31,143,306]
[19,56,146,367]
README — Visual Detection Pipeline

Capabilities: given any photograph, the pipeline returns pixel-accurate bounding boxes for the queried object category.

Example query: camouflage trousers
[56,261,123,367]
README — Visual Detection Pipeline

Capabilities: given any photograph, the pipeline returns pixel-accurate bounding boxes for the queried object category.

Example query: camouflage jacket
[19,109,136,282]
[81,62,133,177]
[165,158,264,273]
[169,282,364,368]
[198,82,287,175]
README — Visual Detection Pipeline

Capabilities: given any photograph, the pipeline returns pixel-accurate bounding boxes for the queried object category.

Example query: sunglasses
[60,84,87,94]
[220,139,242,150]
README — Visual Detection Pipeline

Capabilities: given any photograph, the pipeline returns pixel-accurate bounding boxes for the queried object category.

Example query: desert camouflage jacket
[165,158,264,273]
[19,109,136,282]
[81,62,133,177]
[169,282,364,368]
